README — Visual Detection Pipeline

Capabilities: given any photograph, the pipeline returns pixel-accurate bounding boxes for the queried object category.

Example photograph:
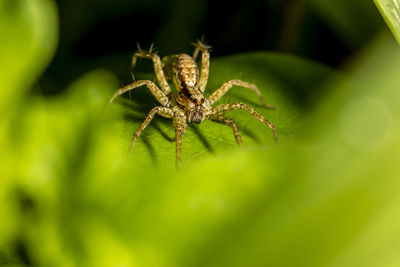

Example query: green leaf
[30,36,400,267]
[2,2,400,265]
[12,53,341,266]
[106,52,339,171]
[374,0,400,44]
[0,0,58,262]
[0,0,58,112]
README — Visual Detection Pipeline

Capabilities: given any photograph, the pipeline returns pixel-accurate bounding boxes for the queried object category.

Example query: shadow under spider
[124,113,175,141]
[211,94,273,144]
[188,124,215,154]
[119,91,270,162]
[119,95,154,111]
[122,113,173,164]
[236,123,262,144]
[140,134,158,164]
[123,111,217,163]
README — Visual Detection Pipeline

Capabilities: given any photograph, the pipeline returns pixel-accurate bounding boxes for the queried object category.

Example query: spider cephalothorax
[107,40,277,168]
[165,53,212,124]
[176,87,211,124]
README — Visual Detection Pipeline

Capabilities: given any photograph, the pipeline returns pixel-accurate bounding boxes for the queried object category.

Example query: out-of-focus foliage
[0,0,58,111]
[0,0,58,264]
[374,0,400,44]
[1,0,400,267]
[306,0,381,47]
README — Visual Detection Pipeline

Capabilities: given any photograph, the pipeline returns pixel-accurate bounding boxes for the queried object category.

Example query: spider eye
[201,98,205,103]
[193,99,198,103]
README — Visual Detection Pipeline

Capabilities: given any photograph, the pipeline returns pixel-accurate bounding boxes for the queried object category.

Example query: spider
[107,40,278,169]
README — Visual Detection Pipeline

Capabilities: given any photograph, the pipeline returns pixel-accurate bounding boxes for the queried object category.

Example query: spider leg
[131,47,172,95]
[129,106,174,155]
[106,80,170,110]
[209,115,243,147]
[209,79,276,109]
[173,114,187,169]
[213,103,278,144]
[192,40,211,93]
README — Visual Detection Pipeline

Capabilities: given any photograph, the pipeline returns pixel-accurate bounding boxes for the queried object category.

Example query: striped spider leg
[106,79,174,155]
[209,103,278,145]
[106,47,174,155]
[208,79,277,110]
[192,39,211,93]
[131,44,172,95]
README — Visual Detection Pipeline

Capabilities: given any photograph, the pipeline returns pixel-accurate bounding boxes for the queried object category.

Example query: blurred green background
[1,0,400,266]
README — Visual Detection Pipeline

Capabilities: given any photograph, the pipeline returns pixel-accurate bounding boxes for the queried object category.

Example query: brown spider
[107,40,277,169]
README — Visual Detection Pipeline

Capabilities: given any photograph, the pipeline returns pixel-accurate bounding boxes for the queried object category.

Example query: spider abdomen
[173,54,199,91]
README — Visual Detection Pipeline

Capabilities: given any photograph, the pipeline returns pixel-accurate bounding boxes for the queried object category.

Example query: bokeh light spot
[339,95,393,150]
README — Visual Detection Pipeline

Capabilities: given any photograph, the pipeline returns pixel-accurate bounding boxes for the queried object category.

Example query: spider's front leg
[129,106,174,155]
[213,103,278,144]
[209,79,276,110]
[106,80,169,110]
[173,114,187,169]
[192,40,211,93]
[131,45,172,95]
[209,115,243,147]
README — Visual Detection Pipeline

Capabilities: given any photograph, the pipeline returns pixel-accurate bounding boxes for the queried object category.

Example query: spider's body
[166,53,212,124]
[107,41,277,168]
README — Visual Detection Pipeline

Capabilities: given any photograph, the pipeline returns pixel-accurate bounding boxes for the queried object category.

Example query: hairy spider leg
[129,106,174,155]
[192,40,211,93]
[173,114,187,169]
[106,80,170,110]
[209,79,276,109]
[212,103,278,144]
[131,49,172,95]
[209,115,243,147]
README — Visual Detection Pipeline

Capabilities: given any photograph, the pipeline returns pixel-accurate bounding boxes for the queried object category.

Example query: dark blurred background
[38,0,383,95]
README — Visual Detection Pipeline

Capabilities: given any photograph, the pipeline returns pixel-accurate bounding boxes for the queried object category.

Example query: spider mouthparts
[189,115,203,124]
[189,107,204,124]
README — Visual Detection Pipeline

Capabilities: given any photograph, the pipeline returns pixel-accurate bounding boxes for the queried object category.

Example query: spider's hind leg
[192,39,211,93]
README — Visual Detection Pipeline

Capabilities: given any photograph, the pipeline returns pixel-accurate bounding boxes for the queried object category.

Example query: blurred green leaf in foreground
[1,0,400,266]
